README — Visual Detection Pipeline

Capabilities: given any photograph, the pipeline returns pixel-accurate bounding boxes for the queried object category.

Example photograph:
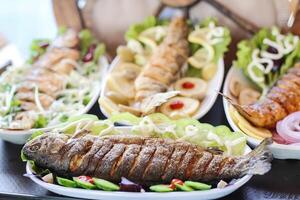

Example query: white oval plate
[223,67,300,159]
[0,57,109,144]
[100,57,224,121]
[26,126,252,200]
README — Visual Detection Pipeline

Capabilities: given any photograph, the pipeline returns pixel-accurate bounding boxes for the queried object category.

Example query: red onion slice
[276,111,300,143]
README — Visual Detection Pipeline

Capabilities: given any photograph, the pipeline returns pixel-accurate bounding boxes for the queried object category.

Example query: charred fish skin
[134,16,189,101]
[23,134,272,185]
[235,63,300,128]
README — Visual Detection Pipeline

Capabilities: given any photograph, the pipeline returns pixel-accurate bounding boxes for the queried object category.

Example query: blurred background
[0,0,299,58]
[0,0,56,58]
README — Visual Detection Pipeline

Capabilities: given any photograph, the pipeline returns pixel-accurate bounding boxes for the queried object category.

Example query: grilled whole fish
[134,16,189,101]
[233,63,300,128]
[23,133,272,185]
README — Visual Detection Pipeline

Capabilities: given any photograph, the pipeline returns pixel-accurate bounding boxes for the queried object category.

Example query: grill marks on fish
[189,152,213,181]
[87,142,114,176]
[161,146,188,181]
[143,145,173,181]
[23,134,272,185]
[111,144,141,180]
[95,143,126,180]
[218,158,237,177]
[176,147,195,180]
[69,139,93,172]
[128,146,156,180]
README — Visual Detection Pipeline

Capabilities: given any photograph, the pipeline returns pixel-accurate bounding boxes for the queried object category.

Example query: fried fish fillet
[23,133,272,185]
[134,16,189,101]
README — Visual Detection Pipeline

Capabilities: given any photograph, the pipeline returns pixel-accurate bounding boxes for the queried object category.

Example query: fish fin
[140,91,180,114]
[242,138,273,175]
[218,92,252,118]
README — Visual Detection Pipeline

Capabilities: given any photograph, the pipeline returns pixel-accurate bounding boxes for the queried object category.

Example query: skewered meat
[232,63,300,128]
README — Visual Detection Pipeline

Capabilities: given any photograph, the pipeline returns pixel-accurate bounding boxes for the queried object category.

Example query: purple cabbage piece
[119,177,143,192]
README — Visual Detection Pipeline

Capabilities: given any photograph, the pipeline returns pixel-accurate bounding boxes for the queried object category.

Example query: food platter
[100,56,224,121]
[223,67,300,159]
[25,127,252,200]
[98,16,230,121]
[0,56,109,144]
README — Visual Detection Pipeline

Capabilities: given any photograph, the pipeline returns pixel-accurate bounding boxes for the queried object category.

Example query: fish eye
[29,143,41,152]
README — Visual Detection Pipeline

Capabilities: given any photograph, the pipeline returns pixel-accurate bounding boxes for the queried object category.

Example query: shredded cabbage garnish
[107,113,246,156]
[0,30,106,130]
[235,27,300,91]
[37,113,245,156]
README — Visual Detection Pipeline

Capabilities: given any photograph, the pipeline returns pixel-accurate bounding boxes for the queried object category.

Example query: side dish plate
[223,67,300,159]
[100,57,224,121]
[0,57,109,144]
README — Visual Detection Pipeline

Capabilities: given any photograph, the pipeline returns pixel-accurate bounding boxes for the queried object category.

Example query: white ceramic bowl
[0,57,109,144]
[223,67,300,159]
[100,57,224,121]
[26,126,252,200]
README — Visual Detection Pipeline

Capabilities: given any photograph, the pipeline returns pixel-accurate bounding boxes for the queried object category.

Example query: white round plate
[100,57,224,121]
[223,67,300,159]
[25,126,252,200]
[0,57,109,144]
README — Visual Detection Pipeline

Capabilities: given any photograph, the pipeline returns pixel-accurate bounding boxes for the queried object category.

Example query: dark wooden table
[0,99,299,200]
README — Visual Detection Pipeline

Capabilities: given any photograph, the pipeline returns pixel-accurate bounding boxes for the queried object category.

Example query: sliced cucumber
[56,177,77,188]
[149,185,173,192]
[175,183,194,191]
[184,181,212,190]
[73,177,96,190]
[93,178,120,191]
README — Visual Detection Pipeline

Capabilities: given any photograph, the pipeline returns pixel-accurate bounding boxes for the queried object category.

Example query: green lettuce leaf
[125,16,157,41]
[27,39,50,64]
[232,27,300,90]
[79,29,94,56]
[199,17,231,62]
[213,27,231,63]
[33,115,48,128]
[109,112,141,125]
[280,41,300,75]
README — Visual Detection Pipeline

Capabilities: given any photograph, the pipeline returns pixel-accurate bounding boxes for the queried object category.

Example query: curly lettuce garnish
[107,113,246,156]
[234,27,300,91]
[186,17,231,78]
[125,16,169,41]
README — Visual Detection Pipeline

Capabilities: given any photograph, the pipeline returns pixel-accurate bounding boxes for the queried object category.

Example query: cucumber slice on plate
[73,177,96,190]
[93,178,120,191]
[56,177,77,188]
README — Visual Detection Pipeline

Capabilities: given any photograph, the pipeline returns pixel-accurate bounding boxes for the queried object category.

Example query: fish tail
[241,138,273,175]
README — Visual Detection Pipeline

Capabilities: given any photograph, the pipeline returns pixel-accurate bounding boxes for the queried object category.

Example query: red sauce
[169,101,184,110]
[182,81,195,89]
[78,175,94,184]
[169,178,184,189]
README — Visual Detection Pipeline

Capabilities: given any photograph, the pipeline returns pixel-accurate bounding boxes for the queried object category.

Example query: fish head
[22,132,69,161]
